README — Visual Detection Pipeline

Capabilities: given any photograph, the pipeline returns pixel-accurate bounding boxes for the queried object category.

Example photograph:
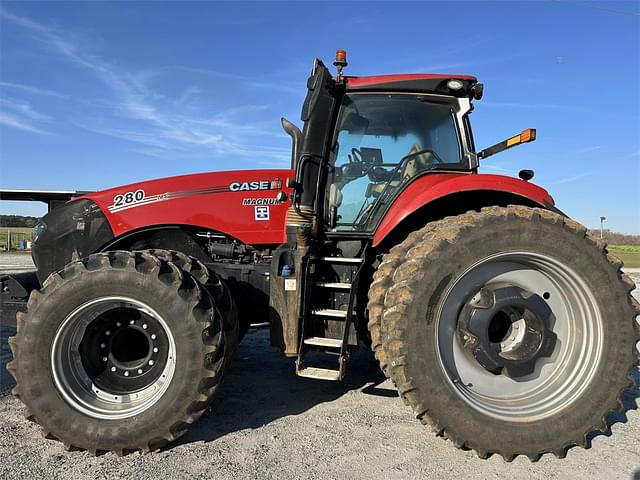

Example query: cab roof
[344,73,478,98]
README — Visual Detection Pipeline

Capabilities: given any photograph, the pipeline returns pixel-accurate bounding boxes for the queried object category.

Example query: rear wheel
[7,251,228,455]
[377,206,639,460]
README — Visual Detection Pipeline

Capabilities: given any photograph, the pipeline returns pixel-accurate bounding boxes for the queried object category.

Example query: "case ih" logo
[229,179,281,192]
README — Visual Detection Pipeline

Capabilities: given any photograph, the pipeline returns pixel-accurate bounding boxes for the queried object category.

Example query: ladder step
[312,308,348,318]
[315,281,351,290]
[303,337,343,348]
[320,257,363,264]
[297,366,341,381]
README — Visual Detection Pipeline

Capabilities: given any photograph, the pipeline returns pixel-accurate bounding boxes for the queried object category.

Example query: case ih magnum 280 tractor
[3,51,639,460]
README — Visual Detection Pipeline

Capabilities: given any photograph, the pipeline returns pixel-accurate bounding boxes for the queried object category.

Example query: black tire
[143,249,239,356]
[7,251,227,455]
[368,226,452,376]
[377,206,640,461]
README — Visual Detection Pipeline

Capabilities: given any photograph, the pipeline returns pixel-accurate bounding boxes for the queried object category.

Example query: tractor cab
[282,53,482,237]
[282,52,534,239]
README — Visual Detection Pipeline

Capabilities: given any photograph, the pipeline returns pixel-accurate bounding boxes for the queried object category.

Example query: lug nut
[153,347,158,353]
[129,320,135,325]
[137,369,143,374]
[142,323,148,329]
[151,334,156,340]
[111,367,116,372]
[148,360,154,366]
[105,330,111,336]
[116,322,122,327]
[100,343,106,349]
[102,356,107,362]
[124,371,129,377]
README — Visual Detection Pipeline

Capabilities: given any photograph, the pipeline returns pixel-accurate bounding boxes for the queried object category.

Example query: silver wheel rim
[436,252,604,422]
[51,296,176,420]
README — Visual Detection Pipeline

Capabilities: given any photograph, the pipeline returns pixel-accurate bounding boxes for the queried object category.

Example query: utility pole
[600,216,606,240]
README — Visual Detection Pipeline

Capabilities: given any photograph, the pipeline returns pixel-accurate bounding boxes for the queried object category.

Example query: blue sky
[0,1,638,232]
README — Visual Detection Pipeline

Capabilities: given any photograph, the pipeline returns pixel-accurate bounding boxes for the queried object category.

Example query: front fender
[373,173,555,247]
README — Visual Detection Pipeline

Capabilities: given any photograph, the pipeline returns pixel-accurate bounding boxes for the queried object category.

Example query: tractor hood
[31,169,292,282]
[82,169,294,243]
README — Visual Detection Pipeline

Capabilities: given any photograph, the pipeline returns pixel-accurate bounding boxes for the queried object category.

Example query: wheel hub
[457,285,557,378]
[52,296,176,419]
[79,307,169,394]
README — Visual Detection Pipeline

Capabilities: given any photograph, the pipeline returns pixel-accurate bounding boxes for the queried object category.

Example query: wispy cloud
[561,145,601,156]
[0,9,290,162]
[0,81,67,98]
[0,111,51,135]
[553,171,593,184]
[0,97,52,134]
[479,163,517,175]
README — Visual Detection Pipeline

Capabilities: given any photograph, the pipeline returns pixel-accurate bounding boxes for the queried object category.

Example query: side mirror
[471,83,484,100]
[281,117,302,169]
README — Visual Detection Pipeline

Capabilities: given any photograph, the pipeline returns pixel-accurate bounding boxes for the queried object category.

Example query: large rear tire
[376,206,640,460]
[7,251,228,455]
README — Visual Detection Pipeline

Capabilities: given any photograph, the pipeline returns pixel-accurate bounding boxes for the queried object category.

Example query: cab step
[297,366,341,381]
[311,308,348,318]
[314,281,351,290]
[303,337,342,348]
[320,256,363,264]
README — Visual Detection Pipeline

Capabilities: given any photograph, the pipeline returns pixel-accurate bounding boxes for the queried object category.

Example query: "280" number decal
[113,189,145,208]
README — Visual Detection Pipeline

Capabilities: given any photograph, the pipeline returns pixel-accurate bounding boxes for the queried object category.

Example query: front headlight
[32,221,47,244]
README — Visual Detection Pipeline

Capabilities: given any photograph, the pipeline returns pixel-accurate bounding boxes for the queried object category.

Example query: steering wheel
[348,147,363,164]
[344,147,373,178]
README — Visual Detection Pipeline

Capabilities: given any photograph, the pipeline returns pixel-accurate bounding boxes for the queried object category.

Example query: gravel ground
[1,253,639,479]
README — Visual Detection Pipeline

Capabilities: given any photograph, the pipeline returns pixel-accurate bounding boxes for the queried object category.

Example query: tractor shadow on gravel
[0,324,17,395]
[169,328,393,449]
[584,366,640,448]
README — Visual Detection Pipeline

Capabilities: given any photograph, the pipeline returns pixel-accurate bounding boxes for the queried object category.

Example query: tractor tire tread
[7,250,228,456]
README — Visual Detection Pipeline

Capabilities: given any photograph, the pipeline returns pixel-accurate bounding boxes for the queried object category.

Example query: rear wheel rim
[436,252,604,422]
[51,296,176,420]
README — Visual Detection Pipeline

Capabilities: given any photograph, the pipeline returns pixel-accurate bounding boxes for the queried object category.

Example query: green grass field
[608,244,640,268]
[0,227,32,250]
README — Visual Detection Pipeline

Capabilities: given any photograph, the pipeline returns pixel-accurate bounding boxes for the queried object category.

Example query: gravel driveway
[1,254,639,479]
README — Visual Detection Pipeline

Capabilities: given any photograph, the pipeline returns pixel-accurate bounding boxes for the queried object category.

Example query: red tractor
[4,51,638,460]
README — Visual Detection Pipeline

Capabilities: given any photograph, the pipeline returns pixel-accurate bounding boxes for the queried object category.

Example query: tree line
[589,230,640,245]
[0,215,41,228]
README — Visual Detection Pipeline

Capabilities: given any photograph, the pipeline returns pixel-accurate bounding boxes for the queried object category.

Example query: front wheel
[377,206,639,460]
[7,251,228,455]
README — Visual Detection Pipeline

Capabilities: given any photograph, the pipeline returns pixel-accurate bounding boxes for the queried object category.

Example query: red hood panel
[81,169,294,245]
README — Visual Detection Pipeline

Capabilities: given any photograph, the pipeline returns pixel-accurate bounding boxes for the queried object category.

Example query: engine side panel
[373,173,555,246]
[79,169,293,245]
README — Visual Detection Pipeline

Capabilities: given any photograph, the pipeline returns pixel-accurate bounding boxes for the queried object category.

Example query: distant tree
[0,215,41,228]
[587,229,640,245]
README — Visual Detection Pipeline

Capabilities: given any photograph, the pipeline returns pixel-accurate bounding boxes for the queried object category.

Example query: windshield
[326,93,463,231]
